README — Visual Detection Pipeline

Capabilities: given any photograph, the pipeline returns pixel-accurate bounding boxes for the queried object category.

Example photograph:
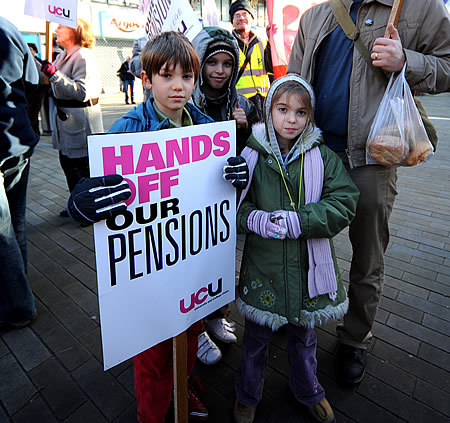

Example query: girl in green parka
[234,75,359,423]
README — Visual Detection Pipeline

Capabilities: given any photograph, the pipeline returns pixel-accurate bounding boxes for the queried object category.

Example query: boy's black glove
[67,175,132,225]
[223,156,249,189]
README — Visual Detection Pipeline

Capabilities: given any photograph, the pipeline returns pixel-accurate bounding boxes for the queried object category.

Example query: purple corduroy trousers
[236,318,325,407]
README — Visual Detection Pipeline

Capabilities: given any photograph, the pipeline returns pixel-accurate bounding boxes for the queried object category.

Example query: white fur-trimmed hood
[250,122,323,167]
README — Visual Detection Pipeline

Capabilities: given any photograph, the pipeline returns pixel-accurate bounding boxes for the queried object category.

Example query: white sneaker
[197,331,222,365]
[207,318,237,343]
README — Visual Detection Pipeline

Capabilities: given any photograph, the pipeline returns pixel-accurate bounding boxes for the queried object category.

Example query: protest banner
[266,0,327,79]
[24,0,78,29]
[139,0,202,41]
[88,121,237,370]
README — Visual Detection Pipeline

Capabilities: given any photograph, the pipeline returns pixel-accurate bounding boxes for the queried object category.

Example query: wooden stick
[45,21,52,61]
[44,21,53,84]
[384,0,405,38]
[173,332,188,423]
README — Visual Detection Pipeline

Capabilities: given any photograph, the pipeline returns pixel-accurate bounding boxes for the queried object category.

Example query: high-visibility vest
[236,39,270,99]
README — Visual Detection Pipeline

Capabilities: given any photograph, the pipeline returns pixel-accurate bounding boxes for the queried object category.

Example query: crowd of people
[1,1,449,423]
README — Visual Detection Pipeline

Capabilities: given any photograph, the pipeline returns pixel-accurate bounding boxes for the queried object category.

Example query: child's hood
[192,27,240,110]
[251,75,322,167]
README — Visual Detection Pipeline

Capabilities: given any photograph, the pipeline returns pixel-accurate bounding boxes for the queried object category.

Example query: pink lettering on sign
[100,129,232,205]
[135,143,166,173]
[213,131,231,156]
[48,5,71,18]
[137,169,179,203]
[102,145,135,175]
[180,279,223,313]
[192,135,212,162]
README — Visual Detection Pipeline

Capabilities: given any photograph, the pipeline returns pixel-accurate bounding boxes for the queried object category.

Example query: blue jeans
[0,153,36,323]
[124,79,134,103]
[236,319,324,407]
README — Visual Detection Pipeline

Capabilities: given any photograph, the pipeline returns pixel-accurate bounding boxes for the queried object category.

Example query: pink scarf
[239,146,337,300]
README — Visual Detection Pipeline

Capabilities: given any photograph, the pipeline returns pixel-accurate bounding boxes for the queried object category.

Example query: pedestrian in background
[117,56,135,104]
[230,0,271,120]
[41,18,104,217]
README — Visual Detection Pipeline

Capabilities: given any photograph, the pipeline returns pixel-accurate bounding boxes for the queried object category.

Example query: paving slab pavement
[0,92,449,423]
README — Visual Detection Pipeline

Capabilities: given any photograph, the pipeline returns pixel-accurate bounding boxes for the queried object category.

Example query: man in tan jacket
[288,0,450,385]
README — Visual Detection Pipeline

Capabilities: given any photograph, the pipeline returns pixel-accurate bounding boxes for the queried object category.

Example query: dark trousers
[27,84,48,135]
[58,153,90,193]
[0,154,36,322]
[124,79,135,103]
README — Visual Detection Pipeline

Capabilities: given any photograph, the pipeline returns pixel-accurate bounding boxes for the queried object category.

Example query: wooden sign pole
[384,0,404,38]
[173,331,188,423]
[44,21,53,85]
[45,21,52,61]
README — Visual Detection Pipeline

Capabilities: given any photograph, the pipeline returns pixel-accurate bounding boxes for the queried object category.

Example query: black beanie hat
[229,0,255,20]
[204,40,236,64]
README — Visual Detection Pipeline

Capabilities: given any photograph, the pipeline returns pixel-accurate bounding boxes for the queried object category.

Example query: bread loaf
[368,133,409,166]
[405,139,433,166]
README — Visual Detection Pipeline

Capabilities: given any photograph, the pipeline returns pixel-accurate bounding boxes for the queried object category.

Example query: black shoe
[60,209,69,217]
[125,101,130,104]
[336,344,366,385]
[131,101,136,104]
[0,310,37,329]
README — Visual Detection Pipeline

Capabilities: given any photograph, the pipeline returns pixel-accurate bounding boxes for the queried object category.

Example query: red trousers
[134,320,203,423]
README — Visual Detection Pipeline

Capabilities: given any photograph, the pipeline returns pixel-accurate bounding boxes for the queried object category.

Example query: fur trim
[299,298,349,329]
[251,122,266,144]
[236,296,348,330]
[251,123,323,159]
[236,297,288,331]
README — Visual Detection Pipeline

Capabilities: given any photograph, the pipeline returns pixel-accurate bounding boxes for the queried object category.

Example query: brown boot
[234,400,256,423]
[307,398,336,423]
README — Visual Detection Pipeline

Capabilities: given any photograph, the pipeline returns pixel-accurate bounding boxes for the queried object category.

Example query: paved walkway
[1,92,449,423]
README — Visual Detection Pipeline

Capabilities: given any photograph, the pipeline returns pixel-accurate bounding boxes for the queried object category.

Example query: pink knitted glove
[274,210,302,239]
[247,210,287,239]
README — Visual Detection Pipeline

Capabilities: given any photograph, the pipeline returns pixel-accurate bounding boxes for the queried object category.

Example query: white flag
[140,0,202,41]
[24,0,78,29]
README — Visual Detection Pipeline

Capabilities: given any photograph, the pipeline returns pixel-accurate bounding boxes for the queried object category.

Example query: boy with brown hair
[109,31,213,423]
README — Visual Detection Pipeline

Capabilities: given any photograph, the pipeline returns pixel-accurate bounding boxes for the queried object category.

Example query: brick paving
[1,91,449,423]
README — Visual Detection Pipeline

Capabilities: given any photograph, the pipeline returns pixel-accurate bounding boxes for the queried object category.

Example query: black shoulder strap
[237,36,258,81]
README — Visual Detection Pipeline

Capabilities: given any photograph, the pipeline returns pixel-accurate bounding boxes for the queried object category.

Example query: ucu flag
[180,279,223,313]
[24,0,78,29]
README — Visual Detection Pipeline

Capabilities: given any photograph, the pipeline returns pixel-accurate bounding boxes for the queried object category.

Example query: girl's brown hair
[141,31,201,83]
[74,18,96,49]
[271,80,315,126]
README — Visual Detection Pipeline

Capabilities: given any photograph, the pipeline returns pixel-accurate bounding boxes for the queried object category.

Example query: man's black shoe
[336,344,366,385]
[60,209,69,217]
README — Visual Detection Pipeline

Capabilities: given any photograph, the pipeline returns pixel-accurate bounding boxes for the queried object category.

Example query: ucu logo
[48,5,71,18]
[180,279,222,313]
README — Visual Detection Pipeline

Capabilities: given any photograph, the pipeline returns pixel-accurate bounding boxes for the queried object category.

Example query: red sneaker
[188,390,208,421]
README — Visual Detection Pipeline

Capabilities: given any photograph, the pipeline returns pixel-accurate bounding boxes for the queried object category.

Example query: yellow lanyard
[269,144,305,212]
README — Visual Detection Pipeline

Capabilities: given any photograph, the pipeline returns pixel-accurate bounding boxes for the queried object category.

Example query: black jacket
[117,62,135,81]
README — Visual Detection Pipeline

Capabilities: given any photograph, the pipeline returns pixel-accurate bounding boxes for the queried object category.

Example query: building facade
[2,0,267,93]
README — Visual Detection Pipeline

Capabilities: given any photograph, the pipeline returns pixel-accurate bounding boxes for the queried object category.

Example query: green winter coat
[237,122,359,330]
